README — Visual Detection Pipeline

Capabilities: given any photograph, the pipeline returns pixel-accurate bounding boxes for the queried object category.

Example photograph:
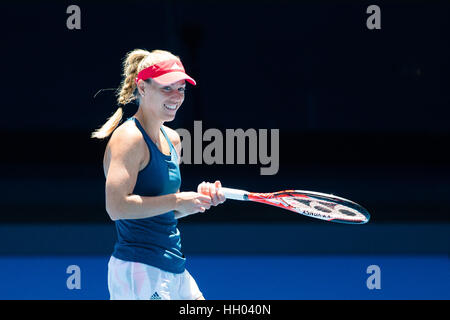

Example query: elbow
[106,199,124,221]
[109,212,120,222]
[105,185,128,221]
[106,204,120,221]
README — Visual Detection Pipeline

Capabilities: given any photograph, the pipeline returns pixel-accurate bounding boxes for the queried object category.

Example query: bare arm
[104,124,211,221]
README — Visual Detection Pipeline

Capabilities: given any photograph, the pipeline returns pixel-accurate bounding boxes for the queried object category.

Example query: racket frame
[220,187,370,224]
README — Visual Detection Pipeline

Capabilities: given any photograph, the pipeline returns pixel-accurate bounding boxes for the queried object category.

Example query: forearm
[174,189,190,219]
[174,210,191,220]
[107,193,178,220]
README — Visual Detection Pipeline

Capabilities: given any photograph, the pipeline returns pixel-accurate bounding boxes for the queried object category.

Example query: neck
[133,106,163,142]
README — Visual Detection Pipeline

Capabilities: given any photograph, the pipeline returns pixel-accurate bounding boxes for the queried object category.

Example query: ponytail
[90,107,124,139]
[91,49,149,139]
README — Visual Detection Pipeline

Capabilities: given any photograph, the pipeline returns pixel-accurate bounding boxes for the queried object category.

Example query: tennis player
[92,49,226,300]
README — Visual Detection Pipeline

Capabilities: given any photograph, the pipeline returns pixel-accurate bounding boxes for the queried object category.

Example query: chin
[163,114,177,122]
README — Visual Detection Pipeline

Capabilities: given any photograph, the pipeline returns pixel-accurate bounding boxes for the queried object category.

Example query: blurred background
[0,0,448,299]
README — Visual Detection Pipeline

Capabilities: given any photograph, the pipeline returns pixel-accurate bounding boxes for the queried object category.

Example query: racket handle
[220,187,249,201]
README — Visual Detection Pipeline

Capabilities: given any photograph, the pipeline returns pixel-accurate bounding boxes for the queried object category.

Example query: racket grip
[220,187,249,201]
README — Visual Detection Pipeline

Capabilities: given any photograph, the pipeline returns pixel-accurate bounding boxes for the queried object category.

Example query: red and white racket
[220,187,370,224]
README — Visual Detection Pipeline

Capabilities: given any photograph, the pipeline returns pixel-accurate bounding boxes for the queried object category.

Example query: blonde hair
[91,49,180,139]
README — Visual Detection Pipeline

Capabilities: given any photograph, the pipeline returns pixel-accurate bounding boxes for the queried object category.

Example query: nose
[171,89,184,102]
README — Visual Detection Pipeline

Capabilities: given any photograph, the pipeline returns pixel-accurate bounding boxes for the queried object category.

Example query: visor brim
[152,71,196,86]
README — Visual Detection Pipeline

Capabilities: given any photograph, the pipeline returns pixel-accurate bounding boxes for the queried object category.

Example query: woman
[92,49,226,300]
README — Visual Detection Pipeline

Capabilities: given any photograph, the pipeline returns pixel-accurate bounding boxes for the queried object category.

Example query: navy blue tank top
[111,117,184,273]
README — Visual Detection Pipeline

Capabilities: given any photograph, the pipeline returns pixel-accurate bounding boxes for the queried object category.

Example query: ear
[136,79,146,97]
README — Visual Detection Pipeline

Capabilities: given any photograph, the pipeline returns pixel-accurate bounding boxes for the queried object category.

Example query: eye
[178,87,186,93]
[162,86,172,91]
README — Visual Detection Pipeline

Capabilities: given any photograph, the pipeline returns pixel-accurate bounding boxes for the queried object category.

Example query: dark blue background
[0,0,449,224]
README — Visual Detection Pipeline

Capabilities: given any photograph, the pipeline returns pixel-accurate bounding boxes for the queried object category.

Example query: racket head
[247,190,370,224]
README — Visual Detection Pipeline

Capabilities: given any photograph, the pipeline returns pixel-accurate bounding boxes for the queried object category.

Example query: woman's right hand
[175,192,212,216]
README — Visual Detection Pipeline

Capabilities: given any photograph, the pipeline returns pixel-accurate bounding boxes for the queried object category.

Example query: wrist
[173,193,180,211]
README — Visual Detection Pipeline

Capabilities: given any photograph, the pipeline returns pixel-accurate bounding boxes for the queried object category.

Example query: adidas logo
[171,62,183,70]
[150,292,162,300]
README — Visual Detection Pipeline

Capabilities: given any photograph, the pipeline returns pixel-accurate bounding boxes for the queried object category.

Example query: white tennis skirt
[107,256,203,300]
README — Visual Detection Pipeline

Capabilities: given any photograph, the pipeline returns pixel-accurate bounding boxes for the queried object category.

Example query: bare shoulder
[162,125,181,147]
[104,120,147,174]
[162,125,182,160]
[109,120,145,153]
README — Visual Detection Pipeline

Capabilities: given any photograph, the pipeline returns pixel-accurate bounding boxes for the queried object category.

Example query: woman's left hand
[197,181,226,206]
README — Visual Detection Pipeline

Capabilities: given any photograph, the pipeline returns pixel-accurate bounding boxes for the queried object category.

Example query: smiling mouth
[164,103,178,110]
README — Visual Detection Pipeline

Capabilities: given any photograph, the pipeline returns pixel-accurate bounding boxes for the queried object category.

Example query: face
[138,79,186,122]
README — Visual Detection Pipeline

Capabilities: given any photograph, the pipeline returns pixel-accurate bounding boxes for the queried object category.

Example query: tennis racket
[220,187,370,224]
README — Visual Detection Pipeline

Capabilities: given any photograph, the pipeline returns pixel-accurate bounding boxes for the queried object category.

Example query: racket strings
[281,197,364,221]
[248,191,369,223]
